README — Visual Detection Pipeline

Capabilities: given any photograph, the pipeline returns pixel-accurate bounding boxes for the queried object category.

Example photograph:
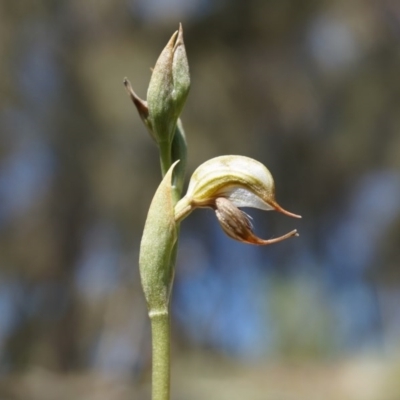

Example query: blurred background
[1,0,400,399]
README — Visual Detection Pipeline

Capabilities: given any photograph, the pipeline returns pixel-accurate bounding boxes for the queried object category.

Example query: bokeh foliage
[1,1,400,397]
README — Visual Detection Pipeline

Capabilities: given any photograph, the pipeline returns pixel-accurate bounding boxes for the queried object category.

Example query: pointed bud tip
[176,23,184,47]
[167,30,179,50]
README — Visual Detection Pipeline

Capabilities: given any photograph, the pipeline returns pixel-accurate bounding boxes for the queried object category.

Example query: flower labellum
[175,155,301,245]
[215,197,298,245]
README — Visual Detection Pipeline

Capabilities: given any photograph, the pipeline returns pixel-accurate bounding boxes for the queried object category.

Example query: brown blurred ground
[1,354,400,400]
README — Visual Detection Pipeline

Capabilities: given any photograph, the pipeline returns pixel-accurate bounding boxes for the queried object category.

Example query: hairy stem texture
[150,311,171,400]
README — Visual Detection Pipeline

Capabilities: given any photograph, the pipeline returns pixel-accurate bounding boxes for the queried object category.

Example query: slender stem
[149,125,185,400]
[159,141,172,177]
[150,310,171,400]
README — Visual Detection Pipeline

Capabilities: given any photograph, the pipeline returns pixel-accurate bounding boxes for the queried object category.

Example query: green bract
[139,162,178,314]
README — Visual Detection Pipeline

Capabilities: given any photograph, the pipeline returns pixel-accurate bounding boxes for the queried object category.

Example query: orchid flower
[175,155,301,245]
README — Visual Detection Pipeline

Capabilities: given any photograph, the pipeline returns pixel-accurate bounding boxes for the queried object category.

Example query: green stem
[159,141,172,177]
[149,123,185,400]
[150,310,171,400]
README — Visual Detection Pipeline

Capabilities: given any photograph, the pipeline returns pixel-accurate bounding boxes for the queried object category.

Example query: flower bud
[147,24,190,146]
[175,155,301,245]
